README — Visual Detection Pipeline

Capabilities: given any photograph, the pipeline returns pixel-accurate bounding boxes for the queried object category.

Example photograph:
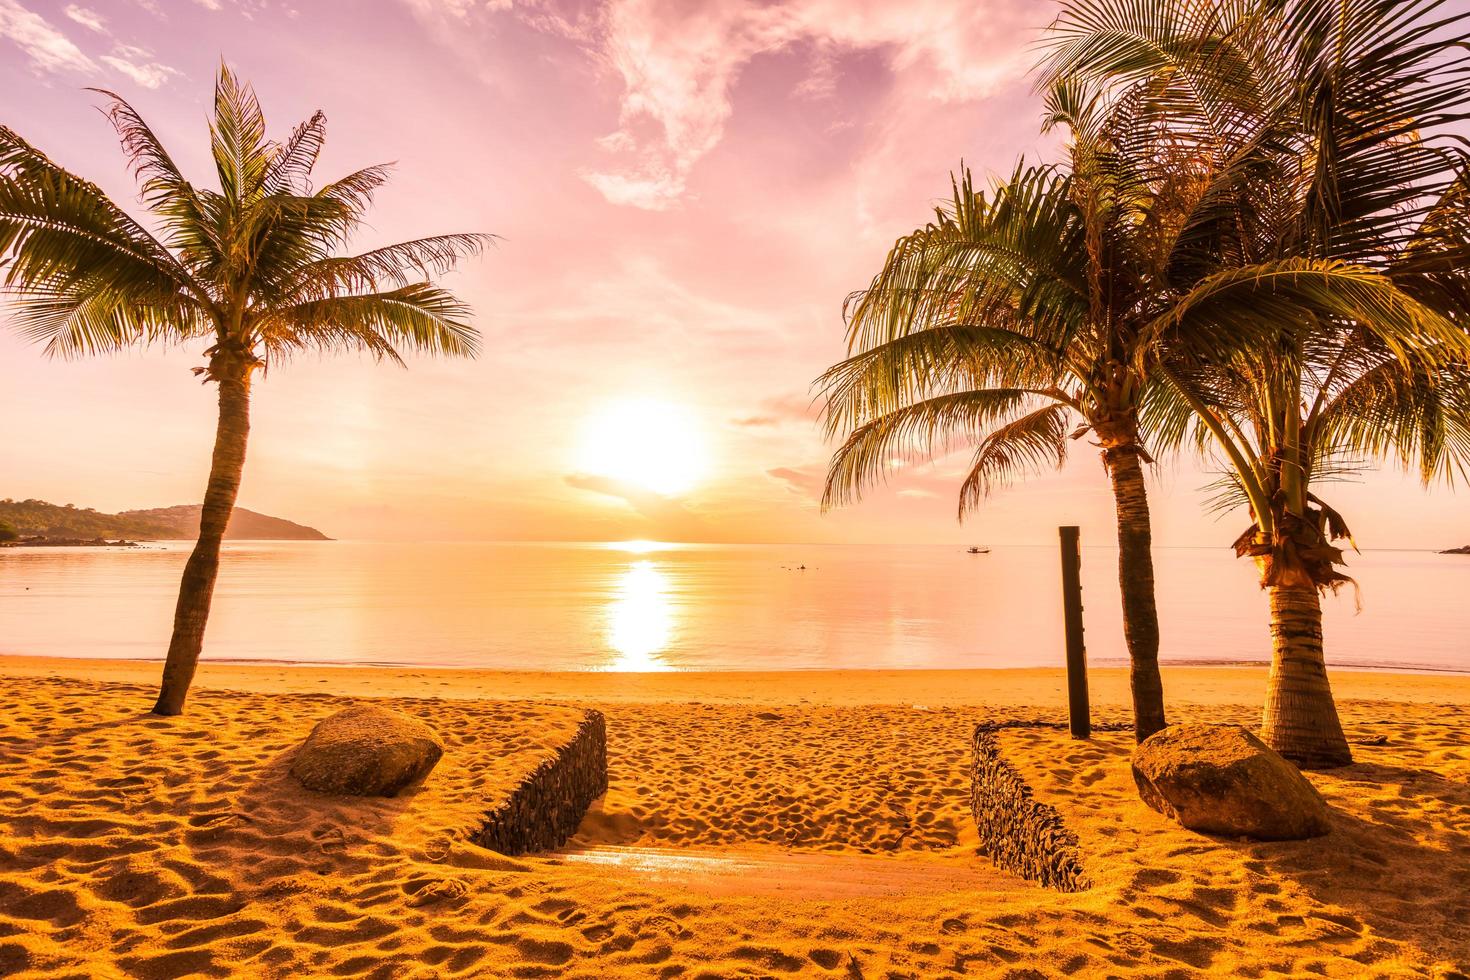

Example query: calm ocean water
[1,541,1466,673]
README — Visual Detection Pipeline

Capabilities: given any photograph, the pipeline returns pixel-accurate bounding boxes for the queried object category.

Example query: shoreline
[4,653,1468,706]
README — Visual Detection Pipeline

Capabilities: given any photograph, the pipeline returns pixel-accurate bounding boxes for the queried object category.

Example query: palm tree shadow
[1227,761,1470,966]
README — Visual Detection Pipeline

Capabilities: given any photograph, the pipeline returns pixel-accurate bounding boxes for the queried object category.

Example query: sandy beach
[0,656,1466,978]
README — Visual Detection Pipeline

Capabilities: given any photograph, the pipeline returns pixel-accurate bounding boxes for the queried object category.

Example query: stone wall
[970,722,1091,892]
[472,710,608,855]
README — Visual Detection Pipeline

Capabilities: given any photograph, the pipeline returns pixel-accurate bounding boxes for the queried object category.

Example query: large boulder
[1132,724,1331,841]
[290,705,444,797]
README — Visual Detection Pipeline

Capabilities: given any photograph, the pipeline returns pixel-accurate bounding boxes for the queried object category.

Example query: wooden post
[1059,525,1090,739]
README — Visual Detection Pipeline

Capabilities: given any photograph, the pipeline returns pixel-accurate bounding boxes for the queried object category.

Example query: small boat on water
[966,546,990,555]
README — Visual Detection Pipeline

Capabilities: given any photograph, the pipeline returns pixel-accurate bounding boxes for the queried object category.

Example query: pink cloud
[767,465,823,499]
[399,0,1040,210]
[0,0,96,74]
[100,43,178,89]
[731,392,818,427]
[579,0,1039,209]
[63,5,105,33]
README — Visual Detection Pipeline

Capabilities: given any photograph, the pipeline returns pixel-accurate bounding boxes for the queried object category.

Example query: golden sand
[0,658,1466,978]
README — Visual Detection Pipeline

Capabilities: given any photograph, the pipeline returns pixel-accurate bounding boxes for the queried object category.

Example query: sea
[1,541,1466,673]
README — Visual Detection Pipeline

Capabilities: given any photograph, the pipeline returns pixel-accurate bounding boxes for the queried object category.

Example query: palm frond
[261,110,327,196]
[6,276,211,357]
[209,64,271,205]
[280,234,497,301]
[4,68,488,375]
[0,128,211,355]
[1312,358,1470,486]
[312,164,394,228]
[844,165,1090,358]
[957,404,1074,516]
[262,283,480,363]
[90,90,229,276]
[821,389,1046,510]
[1156,258,1470,368]
[819,322,1067,440]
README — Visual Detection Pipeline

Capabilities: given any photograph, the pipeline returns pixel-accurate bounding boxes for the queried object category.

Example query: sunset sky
[1,0,1466,548]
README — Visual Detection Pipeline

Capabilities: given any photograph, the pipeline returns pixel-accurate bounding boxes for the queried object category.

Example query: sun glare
[611,539,664,554]
[605,560,674,671]
[578,398,708,496]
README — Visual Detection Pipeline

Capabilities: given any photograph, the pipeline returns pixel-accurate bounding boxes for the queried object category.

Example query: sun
[577,398,709,496]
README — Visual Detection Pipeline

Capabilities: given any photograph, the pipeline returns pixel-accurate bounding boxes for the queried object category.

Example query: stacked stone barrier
[472,709,608,855]
[970,721,1092,892]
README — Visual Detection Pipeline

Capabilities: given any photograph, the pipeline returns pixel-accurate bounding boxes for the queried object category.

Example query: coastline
[4,653,1468,706]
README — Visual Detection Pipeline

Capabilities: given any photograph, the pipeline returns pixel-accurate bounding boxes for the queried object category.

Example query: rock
[1440,545,1470,554]
[1132,724,1331,841]
[290,705,444,797]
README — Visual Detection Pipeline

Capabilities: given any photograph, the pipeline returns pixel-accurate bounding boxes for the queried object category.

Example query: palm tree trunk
[152,361,252,716]
[1106,448,1167,741]
[1261,584,1352,769]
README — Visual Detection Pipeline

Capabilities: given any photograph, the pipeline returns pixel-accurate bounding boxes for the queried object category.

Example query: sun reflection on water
[605,560,674,671]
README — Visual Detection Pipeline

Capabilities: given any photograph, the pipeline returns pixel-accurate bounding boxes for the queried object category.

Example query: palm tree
[1150,313,1470,766]
[1047,0,1470,766]
[0,67,490,715]
[818,84,1199,742]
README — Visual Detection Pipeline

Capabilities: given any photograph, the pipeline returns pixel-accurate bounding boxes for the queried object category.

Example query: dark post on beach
[1059,525,1091,739]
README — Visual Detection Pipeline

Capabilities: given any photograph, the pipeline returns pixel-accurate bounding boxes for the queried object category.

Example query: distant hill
[0,498,331,541]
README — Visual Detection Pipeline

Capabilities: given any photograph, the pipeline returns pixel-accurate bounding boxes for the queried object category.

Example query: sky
[0,0,1467,549]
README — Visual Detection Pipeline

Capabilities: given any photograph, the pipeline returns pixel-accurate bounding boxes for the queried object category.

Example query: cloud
[731,392,819,427]
[577,0,1036,209]
[63,5,104,32]
[581,168,684,211]
[564,472,711,532]
[100,43,178,89]
[399,0,1038,211]
[3,3,178,89]
[0,0,96,74]
[767,465,823,498]
[404,0,518,21]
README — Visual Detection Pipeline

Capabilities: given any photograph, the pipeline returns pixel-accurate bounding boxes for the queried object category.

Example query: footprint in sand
[408,878,469,906]
[187,810,252,829]
[310,826,347,852]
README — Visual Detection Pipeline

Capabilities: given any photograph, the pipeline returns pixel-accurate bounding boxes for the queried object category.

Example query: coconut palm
[0,67,490,715]
[1149,316,1470,766]
[1047,0,1470,766]
[818,81,1211,742]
